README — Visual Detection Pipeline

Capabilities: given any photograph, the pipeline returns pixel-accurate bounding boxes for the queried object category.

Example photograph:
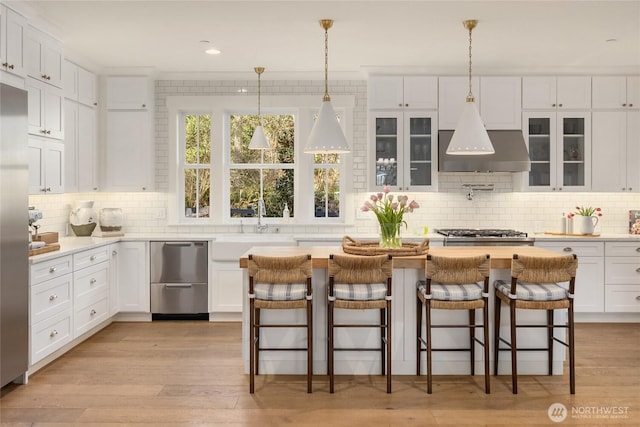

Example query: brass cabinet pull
[49,294,58,301]
[563,247,573,252]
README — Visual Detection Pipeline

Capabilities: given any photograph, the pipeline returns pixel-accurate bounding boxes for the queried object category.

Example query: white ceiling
[13,0,640,79]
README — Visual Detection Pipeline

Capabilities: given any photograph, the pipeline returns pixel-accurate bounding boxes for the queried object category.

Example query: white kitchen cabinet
[479,76,521,129]
[63,60,98,107]
[113,241,150,313]
[604,242,640,312]
[439,76,520,130]
[522,76,591,110]
[592,76,640,109]
[64,99,98,192]
[368,76,438,110]
[370,110,437,191]
[520,111,591,192]
[24,26,63,89]
[211,262,243,315]
[28,136,64,194]
[0,5,26,84]
[27,77,64,140]
[592,111,640,192]
[535,241,605,313]
[73,260,109,336]
[29,255,74,364]
[106,76,150,110]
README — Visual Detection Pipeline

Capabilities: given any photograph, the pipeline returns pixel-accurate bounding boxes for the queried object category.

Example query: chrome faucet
[255,199,269,233]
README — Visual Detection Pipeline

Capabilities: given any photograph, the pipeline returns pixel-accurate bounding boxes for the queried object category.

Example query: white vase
[578,215,598,235]
[69,200,97,236]
[99,208,123,232]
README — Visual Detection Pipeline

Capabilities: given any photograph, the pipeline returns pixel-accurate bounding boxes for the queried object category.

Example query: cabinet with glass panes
[521,111,591,192]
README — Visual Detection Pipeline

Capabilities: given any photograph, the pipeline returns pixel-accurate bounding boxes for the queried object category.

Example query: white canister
[69,200,97,236]
[99,208,123,232]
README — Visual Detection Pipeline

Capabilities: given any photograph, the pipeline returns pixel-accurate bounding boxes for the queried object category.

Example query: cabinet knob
[93,102,98,106]
[142,187,146,191]
[558,103,563,107]
[90,255,96,261]
[563,247,573,252]
[405,104,409,107]
[90,309,97,316]
[41,74,47,79]
[630,104,634,107]
[90,278,97,284]
[45,187,51,192]
[49,329,59,337]
[1,62,7,68]
[46,130,51,134]
[552,103,556,107]
[636,296,640,301]
[398,103,402,107]
[142,104,146,108]
[8,64,14,70]
[40,129,47,134]
[623,103,627,107]
[49,294,58,301]
[635,247,640,252]
[112,250,118,256]
[49,266,57,273]
[636,267,640,273]
[40,188,47,192]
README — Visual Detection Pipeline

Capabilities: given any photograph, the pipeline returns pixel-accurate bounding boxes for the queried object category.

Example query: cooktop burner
[436,228,529,238]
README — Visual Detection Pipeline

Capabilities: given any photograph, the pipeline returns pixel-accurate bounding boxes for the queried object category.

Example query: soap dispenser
[283,203,290,221]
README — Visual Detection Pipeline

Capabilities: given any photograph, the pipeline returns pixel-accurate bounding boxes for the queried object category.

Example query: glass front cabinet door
[370,111,437,191]
[522,112,590,192]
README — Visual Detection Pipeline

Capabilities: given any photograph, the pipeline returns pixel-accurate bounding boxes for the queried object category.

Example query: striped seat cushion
[417,280,483,301]
[494,279,567,301]
[333,282,387,301]
[254,282,307,301]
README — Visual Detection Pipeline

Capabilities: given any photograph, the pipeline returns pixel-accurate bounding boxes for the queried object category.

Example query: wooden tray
[342,236,429,257]
[29,243,61,256]
[543,231,601,237]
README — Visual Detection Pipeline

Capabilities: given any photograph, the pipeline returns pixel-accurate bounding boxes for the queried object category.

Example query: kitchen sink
[211,234,296,261]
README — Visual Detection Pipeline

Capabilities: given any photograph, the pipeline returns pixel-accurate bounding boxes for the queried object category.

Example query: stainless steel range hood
[438,130,531,172]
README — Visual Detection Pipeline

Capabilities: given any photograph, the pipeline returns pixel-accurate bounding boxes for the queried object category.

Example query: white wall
[28,78,640,237]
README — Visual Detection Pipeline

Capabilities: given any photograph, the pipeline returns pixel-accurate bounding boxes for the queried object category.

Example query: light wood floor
[1,322,638,426]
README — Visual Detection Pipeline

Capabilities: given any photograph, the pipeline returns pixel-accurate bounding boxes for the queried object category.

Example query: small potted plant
[574,206,602,235]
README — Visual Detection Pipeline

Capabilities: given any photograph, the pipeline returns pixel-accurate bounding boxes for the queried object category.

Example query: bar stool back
[328,254,393,393]
[493,254,578,394]
[416,254,491,394]
[247,254,313,393]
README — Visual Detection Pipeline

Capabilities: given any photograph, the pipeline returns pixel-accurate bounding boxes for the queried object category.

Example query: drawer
[31,309,73,364]
[535,241,604,257]
[30,274,72,325]
[74,261,109,303]
[73,245,111,270]
[605,242,640,257]
[30,255,73,285]
[605,285,640,312]
[74,294,109,336]
[605,257,640,284]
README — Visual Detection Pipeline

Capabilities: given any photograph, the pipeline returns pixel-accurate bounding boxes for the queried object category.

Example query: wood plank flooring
[1,322,638,426]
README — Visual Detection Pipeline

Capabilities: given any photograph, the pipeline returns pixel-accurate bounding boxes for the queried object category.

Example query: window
[180,113,211,218]
[168,94,354,225]
[228,113,295,219]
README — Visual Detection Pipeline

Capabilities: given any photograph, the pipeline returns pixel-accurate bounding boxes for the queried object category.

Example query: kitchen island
[239,245,568,376]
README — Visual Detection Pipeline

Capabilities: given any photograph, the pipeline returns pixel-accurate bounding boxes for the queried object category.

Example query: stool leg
[380,308,386,376]
[255,308,261,376]
[416,294,422,375]
[386,300,392,394]
[249,300,256,393]
[568,303,576,394]
[426,300,432,394]
[493,293,501,376]
[328,298,334,393]
[307,300,313,394]
[469,309,476,376]
[483,300,490,394]
[547,309,554,376]
[509,301,518,394]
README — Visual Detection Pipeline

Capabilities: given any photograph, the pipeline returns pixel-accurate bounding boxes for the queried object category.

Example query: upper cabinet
[26,77,64,140]
[24,26,63,89]
[368,76,438,110]
[63,59,98,107]
[522,76,591,110]
[0,5,26,83]
[592,76,640,109]
[106,76,150,110]
[438,76,521,129]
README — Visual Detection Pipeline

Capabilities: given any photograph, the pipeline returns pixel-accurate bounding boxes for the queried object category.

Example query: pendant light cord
[320,19,333,102]
[464,19,477,102]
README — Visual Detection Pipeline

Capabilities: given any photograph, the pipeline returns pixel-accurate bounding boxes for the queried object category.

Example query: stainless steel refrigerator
[0,83,29,387]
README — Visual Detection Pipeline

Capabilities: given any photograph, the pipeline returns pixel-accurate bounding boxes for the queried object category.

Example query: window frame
[166,95,355,226]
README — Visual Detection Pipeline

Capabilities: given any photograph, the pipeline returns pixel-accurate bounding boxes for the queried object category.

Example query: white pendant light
[446,19,494,155]
[304,19,350,154]
[249,67,270,150]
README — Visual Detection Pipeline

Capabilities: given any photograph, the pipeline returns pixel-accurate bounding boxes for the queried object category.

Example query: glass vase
[379,223,402,249]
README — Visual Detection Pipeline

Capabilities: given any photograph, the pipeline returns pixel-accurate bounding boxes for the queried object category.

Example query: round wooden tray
[342,236,429,257]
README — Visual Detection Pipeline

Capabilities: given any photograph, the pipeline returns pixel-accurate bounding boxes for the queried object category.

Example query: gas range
[436,228,534,246]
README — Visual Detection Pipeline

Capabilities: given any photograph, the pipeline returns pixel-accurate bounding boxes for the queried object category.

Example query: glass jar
[99,208,124,232]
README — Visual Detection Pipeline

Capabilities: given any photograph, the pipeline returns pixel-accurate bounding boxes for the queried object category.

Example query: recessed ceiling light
[205,47,221,55]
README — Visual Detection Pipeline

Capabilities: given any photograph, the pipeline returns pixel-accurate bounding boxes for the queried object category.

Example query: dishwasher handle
[162,283,199,288]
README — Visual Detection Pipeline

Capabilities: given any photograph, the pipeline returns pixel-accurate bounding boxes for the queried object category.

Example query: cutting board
[29,243,61,256]
[544,232,600,237]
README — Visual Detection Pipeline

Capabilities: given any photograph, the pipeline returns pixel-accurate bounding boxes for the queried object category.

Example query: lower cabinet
[211,262,243,314]
[534,240,605,312]
[111,241,149,312]
[73,260,109,336]
[604,242,640,312]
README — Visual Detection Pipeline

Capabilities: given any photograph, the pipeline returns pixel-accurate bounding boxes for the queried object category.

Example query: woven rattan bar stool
[494,254,578,394]
[327,253,393,393]
[247,253,313,394]
[416,254,491,394]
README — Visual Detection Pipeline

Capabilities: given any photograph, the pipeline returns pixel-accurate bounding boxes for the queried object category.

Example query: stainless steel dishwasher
[150,241,209,320]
